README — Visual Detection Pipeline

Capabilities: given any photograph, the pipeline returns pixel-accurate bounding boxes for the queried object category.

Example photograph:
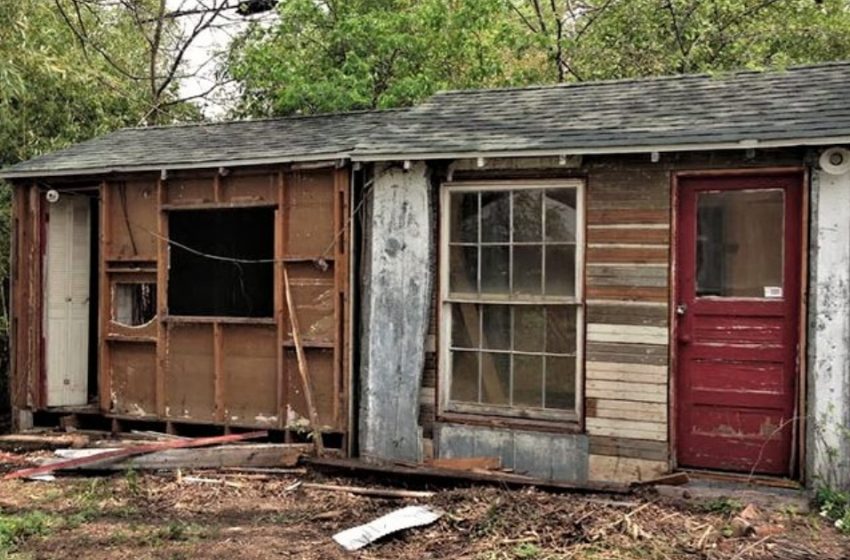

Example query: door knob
[676,304,687,316]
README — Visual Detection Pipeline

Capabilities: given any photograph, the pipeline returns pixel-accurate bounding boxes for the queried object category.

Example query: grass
[0,511,56,556]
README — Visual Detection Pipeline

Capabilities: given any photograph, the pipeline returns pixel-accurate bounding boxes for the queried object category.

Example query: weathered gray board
[54,443,310,470]
[359,163,433,462]
[435,423,589,482]
[808,165,850,490]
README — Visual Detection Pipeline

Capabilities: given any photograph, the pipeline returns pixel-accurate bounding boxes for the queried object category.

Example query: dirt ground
[0,452,847,559]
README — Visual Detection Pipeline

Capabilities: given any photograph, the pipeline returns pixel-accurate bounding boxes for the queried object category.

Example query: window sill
[163,315,276,325]
[438,410,583,435]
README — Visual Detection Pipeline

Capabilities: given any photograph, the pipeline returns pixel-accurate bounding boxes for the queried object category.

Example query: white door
[45,194,91,406]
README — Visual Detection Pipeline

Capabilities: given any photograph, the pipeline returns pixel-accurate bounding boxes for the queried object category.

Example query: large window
[441,181,584,421]
[168,208,274,317]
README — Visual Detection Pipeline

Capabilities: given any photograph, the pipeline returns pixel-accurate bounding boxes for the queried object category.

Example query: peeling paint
[808,165,850,489]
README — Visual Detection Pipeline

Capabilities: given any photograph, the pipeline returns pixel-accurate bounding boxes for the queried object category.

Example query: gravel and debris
[0,445,846,559]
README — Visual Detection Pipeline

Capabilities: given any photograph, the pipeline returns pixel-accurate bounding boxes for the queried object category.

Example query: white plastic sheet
[332,505,444,551]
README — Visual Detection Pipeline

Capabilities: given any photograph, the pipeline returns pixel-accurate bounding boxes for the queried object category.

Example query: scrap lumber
[295,481,435,499]
[55,443,309,471]
[282,264,324,455]
[425,456,501,471]
[0,432,89,451]
[4,430,268,480]
[630,472,690,487]
[304,456,629,494]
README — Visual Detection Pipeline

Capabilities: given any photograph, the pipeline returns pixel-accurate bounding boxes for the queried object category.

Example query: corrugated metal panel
[435,423,588,482]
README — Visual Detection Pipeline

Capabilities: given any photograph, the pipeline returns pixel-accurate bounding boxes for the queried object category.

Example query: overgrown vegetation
[816,486,850,534]
[227,0,850,116]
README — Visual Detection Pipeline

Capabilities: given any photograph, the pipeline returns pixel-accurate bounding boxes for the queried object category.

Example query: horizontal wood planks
[584,159,671,481]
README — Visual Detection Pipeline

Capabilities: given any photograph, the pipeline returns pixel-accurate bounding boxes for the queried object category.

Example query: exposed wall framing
[11,166,351,445]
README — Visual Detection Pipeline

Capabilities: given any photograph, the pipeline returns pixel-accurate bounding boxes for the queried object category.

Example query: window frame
[166,206,276,319]
[438,179,585,425]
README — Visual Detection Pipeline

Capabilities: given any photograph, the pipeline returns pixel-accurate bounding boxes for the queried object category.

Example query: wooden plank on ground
[304,456,630,494]
[62,443,309,471]
[3,431,269,480]
[425,456,501,471]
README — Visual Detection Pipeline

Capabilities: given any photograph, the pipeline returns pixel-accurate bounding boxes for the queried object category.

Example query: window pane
[545,356,576,410]
[545,245,576,296]
[481,246,509,293]
[451,351,479,402]
[513,190,543,242]
[481,352,511,405]
[512,245,542,295]
[481,191,510,243]
[482,305,511,350]
[545,189,577,242]
[449,245,477,293]
[514,355,543,407]
[452,304,479,349]
[450,192,478,243]
[514,306,544,352]
[113,283,156,326]
[697,189,784,298]
[546,307,577,354]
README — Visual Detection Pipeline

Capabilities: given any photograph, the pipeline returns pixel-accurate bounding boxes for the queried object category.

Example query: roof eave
[0,151,352,180]
[349,136,850,162]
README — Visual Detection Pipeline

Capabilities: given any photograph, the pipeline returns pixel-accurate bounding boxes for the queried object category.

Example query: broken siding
[12,166,350,440]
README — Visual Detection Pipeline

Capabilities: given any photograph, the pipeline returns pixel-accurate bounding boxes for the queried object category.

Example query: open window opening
[168,208,274,317]
[441,182,584,422]
[113,283,157,326]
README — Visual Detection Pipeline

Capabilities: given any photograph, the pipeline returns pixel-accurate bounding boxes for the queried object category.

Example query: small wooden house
[3,62,850,487]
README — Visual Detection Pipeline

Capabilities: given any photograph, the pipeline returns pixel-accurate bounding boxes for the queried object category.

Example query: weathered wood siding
[583,160,671,482]
[432,151,807,482]
[360,162,433,462]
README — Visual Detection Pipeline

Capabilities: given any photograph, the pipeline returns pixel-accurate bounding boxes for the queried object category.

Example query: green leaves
[227,0,850,117]
[227,0,541,116]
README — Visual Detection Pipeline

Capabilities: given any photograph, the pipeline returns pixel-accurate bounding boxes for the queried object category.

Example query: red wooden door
[674,172,802,476]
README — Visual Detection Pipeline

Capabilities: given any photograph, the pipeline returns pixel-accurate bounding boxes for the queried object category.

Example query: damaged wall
[359,162,433,462]
[809,163,850,489]
[12,166,351,442]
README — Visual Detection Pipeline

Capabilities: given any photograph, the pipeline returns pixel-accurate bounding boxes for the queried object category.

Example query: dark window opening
[168,208,274,317]
[113,283,157,326]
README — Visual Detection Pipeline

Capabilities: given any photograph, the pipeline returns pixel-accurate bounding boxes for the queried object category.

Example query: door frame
[668,166,808,480]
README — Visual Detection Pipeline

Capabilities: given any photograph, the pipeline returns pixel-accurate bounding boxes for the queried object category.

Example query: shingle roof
[0,109,396,178]
[3,62,850,178]
[352,61,850,159]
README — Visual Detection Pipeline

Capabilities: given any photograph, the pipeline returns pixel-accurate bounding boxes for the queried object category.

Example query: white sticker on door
[764,286,783,298]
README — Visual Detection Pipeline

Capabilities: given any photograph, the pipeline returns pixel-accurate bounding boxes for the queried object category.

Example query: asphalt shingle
[0,110,396,178]
[3,62,850,178]
[353,62,850,157]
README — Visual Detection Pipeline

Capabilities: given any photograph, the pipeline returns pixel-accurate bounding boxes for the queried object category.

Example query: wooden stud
[214,322,224,423]
[213,173,222,204]
[276,170,288,433]
[282,263,324,455]
[98,181,112,412]
[31,184,45,409]
[155,177,168,417]
[332,167,344,429]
